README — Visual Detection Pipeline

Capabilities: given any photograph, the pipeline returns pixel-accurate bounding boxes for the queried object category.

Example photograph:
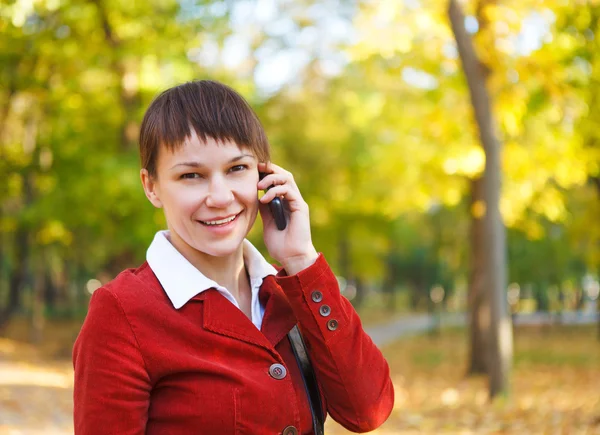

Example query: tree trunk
[354,276,366,309]
[0,226,29,333]
[0,211,4,303]
[44,269,58,311]
[468,176,490,374]
[339,231,359,306]
[92,0,140,150]
[0,164,35,333]
[448,0,513,399]
[30,256,46,344]
[383,252,395,311]
[591,178,600,341]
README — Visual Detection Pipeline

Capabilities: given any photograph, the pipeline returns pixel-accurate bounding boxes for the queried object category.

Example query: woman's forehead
[159,135,256,167]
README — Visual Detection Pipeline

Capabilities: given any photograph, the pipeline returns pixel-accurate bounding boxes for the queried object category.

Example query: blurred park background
[1,0,600,433]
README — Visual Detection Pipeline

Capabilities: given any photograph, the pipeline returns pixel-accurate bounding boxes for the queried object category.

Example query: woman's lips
[197,212,241,233]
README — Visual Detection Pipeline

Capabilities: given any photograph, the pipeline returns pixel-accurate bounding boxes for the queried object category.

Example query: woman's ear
[140,169,163,208]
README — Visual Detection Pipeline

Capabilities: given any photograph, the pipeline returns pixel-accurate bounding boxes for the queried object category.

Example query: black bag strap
[288,325,325,435]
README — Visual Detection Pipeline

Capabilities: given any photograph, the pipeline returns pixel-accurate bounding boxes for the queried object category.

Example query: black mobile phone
[259,172,287,231]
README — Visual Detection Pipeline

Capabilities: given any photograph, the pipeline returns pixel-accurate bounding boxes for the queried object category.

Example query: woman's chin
[192,238,245,258]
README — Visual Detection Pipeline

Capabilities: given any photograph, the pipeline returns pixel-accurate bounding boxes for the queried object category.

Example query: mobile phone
[259,172,287,231]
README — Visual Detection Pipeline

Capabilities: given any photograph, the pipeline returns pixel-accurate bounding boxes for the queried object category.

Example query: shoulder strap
[288,325,325,435]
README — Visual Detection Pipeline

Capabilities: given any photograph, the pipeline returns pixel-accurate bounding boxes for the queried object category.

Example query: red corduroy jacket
[72,254,394,434]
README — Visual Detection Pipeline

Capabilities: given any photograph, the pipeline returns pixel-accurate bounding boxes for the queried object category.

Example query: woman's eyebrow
[170,154,255,170]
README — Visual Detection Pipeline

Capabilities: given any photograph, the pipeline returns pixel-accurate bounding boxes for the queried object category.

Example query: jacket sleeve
[72,287,151,435]
[275,254,394,433]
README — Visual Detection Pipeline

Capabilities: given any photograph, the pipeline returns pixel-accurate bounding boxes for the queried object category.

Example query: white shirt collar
[146,230,277,329]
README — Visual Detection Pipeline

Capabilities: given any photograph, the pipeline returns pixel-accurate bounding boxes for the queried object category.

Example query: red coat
[73,254,394,434]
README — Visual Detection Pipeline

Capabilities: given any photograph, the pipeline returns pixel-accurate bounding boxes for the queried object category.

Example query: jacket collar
[146,230,277,329]
[197,279,297,357]
[137,258,298,355]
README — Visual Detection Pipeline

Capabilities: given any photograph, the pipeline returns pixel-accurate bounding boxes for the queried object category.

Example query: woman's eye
[230,164,247,173]
[181,173,201,179]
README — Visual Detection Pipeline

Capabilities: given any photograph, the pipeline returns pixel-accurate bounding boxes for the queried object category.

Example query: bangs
[139,80,270,175]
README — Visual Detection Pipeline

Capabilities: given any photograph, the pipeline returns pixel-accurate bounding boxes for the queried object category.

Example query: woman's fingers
[258,162,294,183]
[257,161,306,211]
[257,173,292,191]
[259,184,292,203]
[260,184,307,211]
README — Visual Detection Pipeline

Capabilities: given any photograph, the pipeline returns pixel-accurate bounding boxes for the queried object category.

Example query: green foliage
[0,0,598,318]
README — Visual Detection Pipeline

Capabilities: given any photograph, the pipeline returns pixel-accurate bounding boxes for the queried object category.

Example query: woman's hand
[257,162,318,275]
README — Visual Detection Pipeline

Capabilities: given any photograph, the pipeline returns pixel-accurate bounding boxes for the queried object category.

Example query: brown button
[327,319,338,331]
[311,290,323,303]
[319,304,331,317]
[269,363,287,380]
[282,426,298,435]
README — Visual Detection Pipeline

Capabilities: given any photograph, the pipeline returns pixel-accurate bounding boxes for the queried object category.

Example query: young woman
[73,80,394,434]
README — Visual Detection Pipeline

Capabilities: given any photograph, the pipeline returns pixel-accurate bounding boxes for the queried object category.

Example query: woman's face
[141,132,260,259]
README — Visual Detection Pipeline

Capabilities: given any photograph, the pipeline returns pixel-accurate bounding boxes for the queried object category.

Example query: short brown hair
[139,80,270,176]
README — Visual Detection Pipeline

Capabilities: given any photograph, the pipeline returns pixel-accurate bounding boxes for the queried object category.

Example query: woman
[73,80,394,434]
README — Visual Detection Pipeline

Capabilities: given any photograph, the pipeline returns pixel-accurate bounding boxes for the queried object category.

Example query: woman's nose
[205,177,234,208]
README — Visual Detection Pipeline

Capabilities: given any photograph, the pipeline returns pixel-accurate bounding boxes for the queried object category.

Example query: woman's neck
[168,232,250,301]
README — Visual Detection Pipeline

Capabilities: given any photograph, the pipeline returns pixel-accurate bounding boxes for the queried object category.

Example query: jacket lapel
[259,275,297,348]
[198,278,297,356]
[201,289,276,354]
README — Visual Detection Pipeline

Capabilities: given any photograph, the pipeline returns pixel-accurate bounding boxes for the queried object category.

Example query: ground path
[0,311,597,434]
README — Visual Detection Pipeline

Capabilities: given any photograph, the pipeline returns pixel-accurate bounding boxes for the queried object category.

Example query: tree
[448,0,513,398]
[0,0,220,332]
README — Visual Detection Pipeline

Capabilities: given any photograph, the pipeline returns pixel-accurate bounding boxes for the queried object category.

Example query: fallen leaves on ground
[0,338,73,434]
[327,325,600,434]
[1,323,599,434]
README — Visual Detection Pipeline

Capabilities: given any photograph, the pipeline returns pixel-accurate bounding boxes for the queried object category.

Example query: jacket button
[319,304,331,317]
[269,363,287,380]
[282,426,298,435]
[327,319,338,331]
[311,290,323,303]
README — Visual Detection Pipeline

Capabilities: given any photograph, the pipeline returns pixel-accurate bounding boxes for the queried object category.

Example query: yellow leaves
[341,90,385,130]
[80,68,117,94]
[496,91,528,136]
[351,0,411,59]
[554,157,588,188]
[503,141,530,179]
[0,216,17,233]
[152,208,165,227]
[331,182,352,205]
[66,93,83,110]
[139,55,163,91]
[6,0,35,28]
[442,187,462,206]
[442,146,485,177]
[36,220,72,246]
[309,200,330,227]
[35,173,56,195]
[6,173,23,197]
[518,218,545,240]
[44,0,61,12]
[472,200,486,219]
[555,32,580,53]
[349,1,449,62]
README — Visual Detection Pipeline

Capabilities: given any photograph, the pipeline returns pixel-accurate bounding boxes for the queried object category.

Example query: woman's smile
[197,211,242,233]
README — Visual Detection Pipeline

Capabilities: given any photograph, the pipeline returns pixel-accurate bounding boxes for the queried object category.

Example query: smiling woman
[72,80,394,435]
[141,134,261,262]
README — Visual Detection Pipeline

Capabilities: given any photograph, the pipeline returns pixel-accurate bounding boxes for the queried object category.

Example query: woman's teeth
[201,215,237,226]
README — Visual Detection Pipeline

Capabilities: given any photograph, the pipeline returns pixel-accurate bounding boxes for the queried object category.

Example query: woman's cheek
[175,186,207,213]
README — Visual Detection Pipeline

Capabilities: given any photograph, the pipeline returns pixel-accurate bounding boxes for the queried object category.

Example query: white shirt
[146,230,277,330]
